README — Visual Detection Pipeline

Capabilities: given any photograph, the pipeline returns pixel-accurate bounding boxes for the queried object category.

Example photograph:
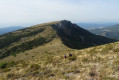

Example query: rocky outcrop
[53,20,73,37]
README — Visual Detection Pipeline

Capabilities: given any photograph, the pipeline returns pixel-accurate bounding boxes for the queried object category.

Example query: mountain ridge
[0,20,117,59]
[0,20,119,80]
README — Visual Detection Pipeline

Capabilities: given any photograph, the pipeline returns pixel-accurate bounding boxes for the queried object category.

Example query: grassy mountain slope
[0,24,57,59]
[1,41,119,80]
[0,37,69,62]
[89,24,119,40]
[0,20,118,80]
[0,20,117,59]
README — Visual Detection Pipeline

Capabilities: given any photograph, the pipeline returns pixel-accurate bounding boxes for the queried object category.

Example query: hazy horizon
[0,0,119,28]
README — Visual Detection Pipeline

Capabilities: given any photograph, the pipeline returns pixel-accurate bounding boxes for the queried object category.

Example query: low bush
[8,61,15,67]
[0,62,7,69]
[0,61,15,69]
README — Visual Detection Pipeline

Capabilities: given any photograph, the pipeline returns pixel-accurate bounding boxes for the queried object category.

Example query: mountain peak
[0,20,117,59]
[58,20,72,27]
[56,20,72,26]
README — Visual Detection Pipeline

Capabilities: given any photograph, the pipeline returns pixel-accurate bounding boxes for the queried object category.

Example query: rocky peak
[59,20,72,25]
[54,20,74,37]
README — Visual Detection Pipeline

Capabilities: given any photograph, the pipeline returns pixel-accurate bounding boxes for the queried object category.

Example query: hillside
[0,26,24,35]
[0,20,117,59]
[1,40,119,80]
[89,24,119,40]
[0,20,118,80]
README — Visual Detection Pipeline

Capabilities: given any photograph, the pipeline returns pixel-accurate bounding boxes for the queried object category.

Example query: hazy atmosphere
[0,0,119,27]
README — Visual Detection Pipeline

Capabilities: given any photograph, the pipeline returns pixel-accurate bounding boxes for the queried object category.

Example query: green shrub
[0,62,7,69]
[8,61,15,67]
[0,61,16,69]
[12,54,17,57]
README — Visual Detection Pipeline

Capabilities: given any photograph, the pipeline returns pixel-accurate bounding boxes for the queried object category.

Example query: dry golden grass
[0,20,118,80]
[0,37,119,80]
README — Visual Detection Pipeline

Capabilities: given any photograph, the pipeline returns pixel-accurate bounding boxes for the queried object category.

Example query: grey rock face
[55,20,75,37]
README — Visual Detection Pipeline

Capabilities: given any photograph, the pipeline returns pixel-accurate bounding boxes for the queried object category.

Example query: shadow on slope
[52,20,117,49]
[0,20,117,59]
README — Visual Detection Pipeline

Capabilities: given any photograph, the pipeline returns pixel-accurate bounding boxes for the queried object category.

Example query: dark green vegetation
[89,24,119,40]
[0,28,45,49]
[0,26,54,59]
[0,62,7,69]
[0,61,15,69]
[0,20,117,59]
[0,37,50,59]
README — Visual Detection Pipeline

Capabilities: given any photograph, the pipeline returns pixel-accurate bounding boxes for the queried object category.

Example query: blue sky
[0,0,119,27]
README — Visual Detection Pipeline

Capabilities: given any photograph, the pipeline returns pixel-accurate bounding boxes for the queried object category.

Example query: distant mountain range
[89,24,119,40]
[0,26,24,35]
